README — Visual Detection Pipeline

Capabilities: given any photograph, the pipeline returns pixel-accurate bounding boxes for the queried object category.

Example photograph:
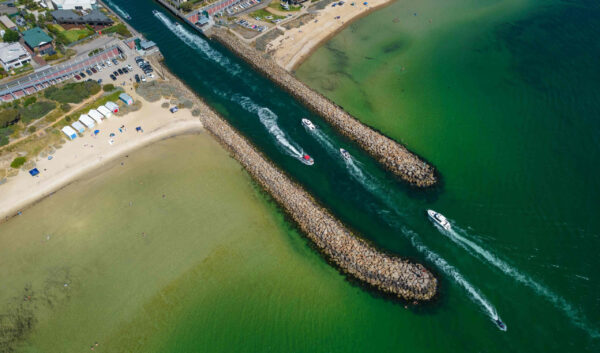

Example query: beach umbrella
[110,133,115,137]
[94,130,100,135]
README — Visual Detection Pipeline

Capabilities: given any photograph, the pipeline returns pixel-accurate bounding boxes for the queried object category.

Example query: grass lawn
[13,63,33,75]
[250,8,285,20]
[63,28,94,43]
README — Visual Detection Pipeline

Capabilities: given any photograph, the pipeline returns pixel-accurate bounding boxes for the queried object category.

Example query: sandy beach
[0,94,203,221]
[266,0,392,71]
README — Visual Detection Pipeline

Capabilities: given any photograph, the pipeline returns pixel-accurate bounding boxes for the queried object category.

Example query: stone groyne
[157,68,438,301]
[208,28,438,188]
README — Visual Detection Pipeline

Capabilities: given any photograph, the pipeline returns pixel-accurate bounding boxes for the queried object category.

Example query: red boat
[300,154,314,166]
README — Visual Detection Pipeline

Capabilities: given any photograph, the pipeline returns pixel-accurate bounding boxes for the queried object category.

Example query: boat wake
[153,11,242,76]
[305,126,505,329]
[236,95,306,161]
[403,227,505,328]
[437,222,600,338]
[105,0,131,19]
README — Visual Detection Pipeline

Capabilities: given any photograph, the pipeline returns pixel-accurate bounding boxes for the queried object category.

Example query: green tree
[3,30,19,43]
[102,84,115,92]
[180,2,194,12]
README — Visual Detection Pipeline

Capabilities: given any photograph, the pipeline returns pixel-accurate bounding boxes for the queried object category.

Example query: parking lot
[72,50,157,88]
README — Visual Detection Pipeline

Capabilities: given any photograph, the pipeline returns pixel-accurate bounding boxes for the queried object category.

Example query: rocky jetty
[158,68,438,301]
[208,28,438,188]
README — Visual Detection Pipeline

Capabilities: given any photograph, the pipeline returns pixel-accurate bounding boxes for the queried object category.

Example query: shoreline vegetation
[207,27,438,187]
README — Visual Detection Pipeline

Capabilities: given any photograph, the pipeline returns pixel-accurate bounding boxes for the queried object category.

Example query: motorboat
[495,318,507,331]
[300,154,314,166]
[340,148,351,161]
[301,118,316,130]
[426,209,451,230]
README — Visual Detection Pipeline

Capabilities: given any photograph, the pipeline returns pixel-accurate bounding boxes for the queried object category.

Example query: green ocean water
[1,0,598,351]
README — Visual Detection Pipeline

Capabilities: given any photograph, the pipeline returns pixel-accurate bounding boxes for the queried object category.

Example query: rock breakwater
[208,28,438,188]
[157,67,438,301]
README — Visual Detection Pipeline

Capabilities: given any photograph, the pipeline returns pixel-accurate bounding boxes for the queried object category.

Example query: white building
[0,42,32,71]
[61,126,77,140]
[51,0,96,10]
[97,105,112,118]
[79,114,95,128]
[71,121,85,133]
[88,109,104,124]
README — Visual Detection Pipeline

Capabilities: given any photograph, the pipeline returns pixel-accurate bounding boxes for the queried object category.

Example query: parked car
[74,74,81,80]
[117,68,123,75]
[86,69,92,76]
[91,67,97,73]
[134,74,140,83]
[148,73,154,79]
[112,58,118,65]
[141,75,146,82]
[97,79,102,84]
[122,67,128,73]
[106,60,112,67]
[110,74,116,81]
[113,71,119,76]
[80,72,86,78]
[127,64,133,71]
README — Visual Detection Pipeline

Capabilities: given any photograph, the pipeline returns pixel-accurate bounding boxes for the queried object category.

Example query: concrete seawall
[207,28,438,188]
[157,67,438,301]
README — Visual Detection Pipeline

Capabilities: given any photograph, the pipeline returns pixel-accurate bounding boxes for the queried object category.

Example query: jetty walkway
[157,67,438,301]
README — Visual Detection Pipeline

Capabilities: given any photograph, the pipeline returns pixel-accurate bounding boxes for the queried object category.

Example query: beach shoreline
[0,97,203,222]
[266,0,395,71]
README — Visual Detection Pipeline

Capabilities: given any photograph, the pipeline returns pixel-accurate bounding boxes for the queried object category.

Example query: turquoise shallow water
[61,0,600,351]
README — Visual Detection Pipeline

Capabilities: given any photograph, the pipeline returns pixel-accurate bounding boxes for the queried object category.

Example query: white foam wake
[305,126,503,328]
[105,0,130,19]
[307,127,401,213]
[438,222,599,338]
[154,11,242,76]
[403,228,504,327]
[234,95,305,159]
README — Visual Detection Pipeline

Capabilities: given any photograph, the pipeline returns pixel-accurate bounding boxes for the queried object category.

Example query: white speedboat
[300,154,314,166]
[427,210,451,230]
[340,148,351,161]
[301,118,316,130]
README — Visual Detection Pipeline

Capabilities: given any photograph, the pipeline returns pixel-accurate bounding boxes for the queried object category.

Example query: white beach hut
[97,105,112,118]
[79,114,95,129]
[61,126,77,140]
[71,121,85,133]
[88,109,104,124]
[105,101,119,113]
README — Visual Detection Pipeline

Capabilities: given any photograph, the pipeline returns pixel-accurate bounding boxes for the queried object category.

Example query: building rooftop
[0,15,16,29]
[51,9,112,24]
[0,42,29,64]
[22,27,53,48]
[139,40,156,50]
